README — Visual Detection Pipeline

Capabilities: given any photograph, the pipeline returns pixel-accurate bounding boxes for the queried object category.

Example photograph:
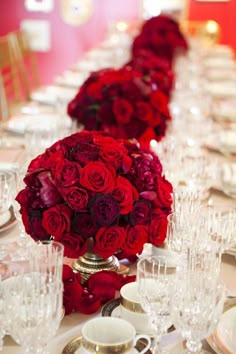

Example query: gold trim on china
[82,338,133,354]
[120,297,145,314]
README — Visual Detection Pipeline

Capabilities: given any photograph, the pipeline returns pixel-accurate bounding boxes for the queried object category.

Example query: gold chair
[0,35,23,120]
[8,30,40,100]
[181,20,221,46]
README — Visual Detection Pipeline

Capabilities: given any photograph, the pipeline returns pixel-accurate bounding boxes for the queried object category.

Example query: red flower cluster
[125,49,175,97]
[16,130,172,260]
[63,266,135,315]
[67,67,171,148]
[132,14,188,63]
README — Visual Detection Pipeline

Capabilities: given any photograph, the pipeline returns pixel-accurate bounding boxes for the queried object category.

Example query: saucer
[101,298,175,336]
[62,335,152,354]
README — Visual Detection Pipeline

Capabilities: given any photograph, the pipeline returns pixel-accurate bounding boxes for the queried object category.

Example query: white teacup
[120,282,153,336]
[81,317,151,354]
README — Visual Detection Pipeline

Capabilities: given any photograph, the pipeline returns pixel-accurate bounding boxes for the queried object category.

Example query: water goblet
[171,264,225,354]
[137,255,176,354]
[4,241,64,354]
[0,171,15,216]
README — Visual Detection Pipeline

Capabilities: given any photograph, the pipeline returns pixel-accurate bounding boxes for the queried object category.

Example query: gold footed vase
[73,238,129,281]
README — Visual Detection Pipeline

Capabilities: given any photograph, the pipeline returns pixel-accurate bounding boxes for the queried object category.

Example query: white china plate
[62,335,152,354]
[216,306,236,353]
[207,299,236,354]
[30,85,77,105]
[4,114,67,135]
[204,58,236,70]
[206,82,236,98]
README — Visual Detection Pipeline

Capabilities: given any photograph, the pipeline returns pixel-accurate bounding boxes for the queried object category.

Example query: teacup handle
[134,334,151,354]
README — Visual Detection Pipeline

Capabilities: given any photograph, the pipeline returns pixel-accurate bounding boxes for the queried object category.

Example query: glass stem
[186,338,202,353]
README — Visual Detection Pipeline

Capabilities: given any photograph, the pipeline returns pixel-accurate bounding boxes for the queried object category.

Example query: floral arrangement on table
[132,14,188,63]
[125,49,175,97]
[63,267,136,315]
[16,130,172,260]
[67,67,171,148]
[16,130,172,314]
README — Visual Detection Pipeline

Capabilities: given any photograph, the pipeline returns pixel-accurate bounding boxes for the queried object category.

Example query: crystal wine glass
[137,255,176,354]
[170,250,225,354]
[4,241,64,354]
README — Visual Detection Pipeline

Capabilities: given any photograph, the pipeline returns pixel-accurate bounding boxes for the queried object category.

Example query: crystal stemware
[171,268,225,354]
[137,255,176,354]
[3,241,64,354]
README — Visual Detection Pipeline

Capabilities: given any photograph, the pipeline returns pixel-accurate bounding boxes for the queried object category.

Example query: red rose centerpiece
[132,14,188,63]
[67,67,171,148]
[125,49,175,97]
[16,130,172,263]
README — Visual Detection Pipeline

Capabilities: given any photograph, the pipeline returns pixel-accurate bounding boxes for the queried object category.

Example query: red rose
[55,159,81,187]
[87,271,116,303]
[61,186,88,211]
[122,225,148,255]
[80,161,115,193]
[130,199,152,225]
[93,226,126,258]
[154,176,173,210]
[99,143,127,169]
[149,211,167,246]
[135,101,154,123]
[61,232,88,258]
[113,98,133,124]
[42,204,72,240]
[86,81,103,100]
[112,176,138,214]
[63,265,83,315]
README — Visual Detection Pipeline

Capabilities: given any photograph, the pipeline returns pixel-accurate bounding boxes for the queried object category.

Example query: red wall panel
[188,0,236,51]
[0,0,140,85]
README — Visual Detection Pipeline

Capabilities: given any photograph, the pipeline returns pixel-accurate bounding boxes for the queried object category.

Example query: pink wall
[188,0,236,51]
[0,0,140,85]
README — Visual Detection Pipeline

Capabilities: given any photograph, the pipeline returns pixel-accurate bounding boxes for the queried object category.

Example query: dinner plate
[206,82,236,99]
[216,306,236,353]
[207,299,236,353]
[62,335,152,354]
[0,207,17,233]
[30,85,77,105]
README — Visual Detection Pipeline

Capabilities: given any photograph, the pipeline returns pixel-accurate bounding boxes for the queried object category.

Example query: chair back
[0,35,22,120]
[9,30,40,100]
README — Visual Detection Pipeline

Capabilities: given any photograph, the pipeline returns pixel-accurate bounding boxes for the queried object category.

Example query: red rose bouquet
[125,49,175,97]
[132,14,188,63]
[67,67,171,148]
[16,130,172,261]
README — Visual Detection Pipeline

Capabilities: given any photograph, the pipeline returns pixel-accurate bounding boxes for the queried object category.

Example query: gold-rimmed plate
[206,298,236,353]
[62,336,152,354]
[0,207,17,233]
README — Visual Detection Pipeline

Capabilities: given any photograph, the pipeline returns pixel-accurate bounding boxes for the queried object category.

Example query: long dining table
[0,142,235,353]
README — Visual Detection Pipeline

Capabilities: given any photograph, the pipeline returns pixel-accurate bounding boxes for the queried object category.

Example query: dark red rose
[90,194,119,226]
[86,81,103,100]
[55,159,81,188]
[93,226,126,258]
[112,176,138,215]
[130,199,152,225]
[29,211,49,241]
[113,98,133,124]
[149,211,168,246]
[61,186,88,212]
[122,225,149,255]
[69,142,99,166]
[72,213,98,238]
[42,204,72,240]
[61,232,88,258]
[80,161,115,193]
